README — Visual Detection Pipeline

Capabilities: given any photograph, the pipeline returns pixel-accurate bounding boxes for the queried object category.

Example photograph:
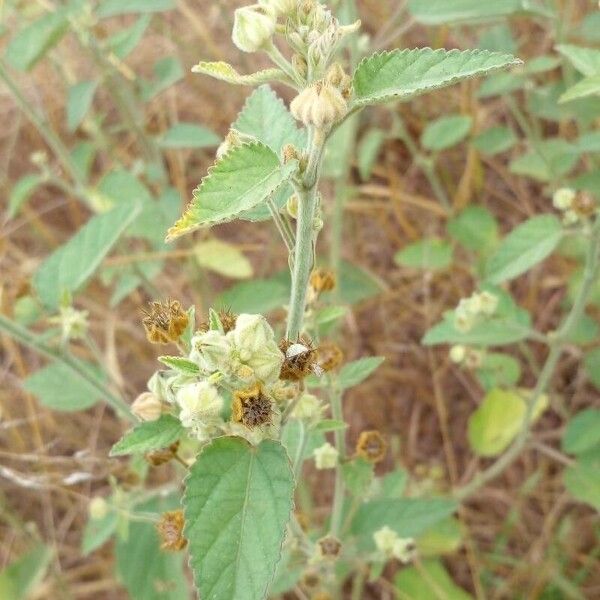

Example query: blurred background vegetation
[1,0,599,598]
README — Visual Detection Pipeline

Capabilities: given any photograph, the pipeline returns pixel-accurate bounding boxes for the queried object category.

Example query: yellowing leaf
[195,239,253,279]
[192,61,287,86]
[468,388,548,457]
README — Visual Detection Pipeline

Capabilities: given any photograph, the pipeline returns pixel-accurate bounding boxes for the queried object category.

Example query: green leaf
[127,185,179,246]
[192,61,287,86]
[338,261,383,304]
[563,451,600,510]
[110,415,184,456]
[395,559,473,600]
[509,139,578,181]
[423,286,532,347]
[157,356,200,375]
[352,48,521,108]
[417,517,463,557]
[67,81,98,132]
[0,544,53,600]
[476,353,521,390]
[485,215,563,284]
[408,0,525,24]
[477,72,525,98]
[376,469,409,498]
[141,57,183,101]
[4,9,69,71]
[183,437,294,600]
[447,206,498,253]
[8,174,43,219]
[395,238,453,270]
[314,305,348,327]
[358,128,386,181]
[23,360,103,411]
[343,459,374,497]
[472,126,517,155]
[313,419,347,433]
[98,0,175,18]
[105,15,151,60]
[559,75,600,103]
[158,123,220,149]
[219,272,291,314]
[468,388,548,457]
[421,115,473,151]
[195,239,253,279]
[233,85,307,154]
[166,143,297,240]
[34,202,140,309]
[82,510,118,556]
[584,347,600,390]
[563,409,600,455]
[115,497,188,600]
[556,44,600,77]
[352,498,458,550]
[338,356,385,389]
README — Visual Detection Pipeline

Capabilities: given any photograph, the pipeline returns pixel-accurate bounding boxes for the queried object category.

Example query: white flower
[292,393,323,421]
[290,82,347,129]
[232,4,276,53]
[176,381,223,429]
[373,526,416,563]
[131,392,162,422]
[553,188,575,211]
[478,291,498,316]
[190,330,233,374]
[231,314,283,383]
[88,497,108,520]
[313,442,338,469]
[373,525,398,555]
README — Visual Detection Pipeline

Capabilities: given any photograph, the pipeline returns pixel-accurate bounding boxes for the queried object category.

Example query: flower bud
[374,525,398,555]
[281,143,300,164]
[286,194,299,218]
[552,188,575,211]
[291,53,308,79]
[190,330,233,374]
[259,0,296,16]
[232,4,277,53]
[392,537,416,563]
[478,291,498,316]
[464,348,484,370]
[449,345,466,364]
[313,442,338,469]
[88,497,108,520]
[563,209,579,226]
[176,381,223,429]
[290,81,347,130]
[292,392,323,421]
[325,63,345,87]
[131,392,163,422]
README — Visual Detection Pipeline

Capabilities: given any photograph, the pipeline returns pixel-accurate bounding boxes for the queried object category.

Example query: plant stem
[267,198,295,254]
[286,128,326,339]
[329,384,346,536]
[455,216,600,500]
[0,314,134,421]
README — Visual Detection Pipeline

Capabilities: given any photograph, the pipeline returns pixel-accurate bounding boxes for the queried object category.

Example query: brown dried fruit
[145,441,180,466]
[232,383,273,429]
[317,535,342,559]
[156,510,187,551]
[316,341,344,372]
[142,299,189,344]
[309,267,336,294]
[356,430,388,464]
[279,337,318,381]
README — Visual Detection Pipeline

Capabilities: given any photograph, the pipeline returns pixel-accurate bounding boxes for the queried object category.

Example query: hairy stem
[455,217,600,500]
[286,128,326,339]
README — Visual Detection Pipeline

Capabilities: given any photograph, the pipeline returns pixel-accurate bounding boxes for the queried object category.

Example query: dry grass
[1,1,599,598]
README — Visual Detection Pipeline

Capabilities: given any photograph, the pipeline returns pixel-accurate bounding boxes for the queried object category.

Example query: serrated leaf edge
[351,47,523,107]
[182,436,295,600]
[166,142,296,241]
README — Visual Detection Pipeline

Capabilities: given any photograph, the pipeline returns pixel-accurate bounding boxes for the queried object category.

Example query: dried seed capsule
[145,441,180,466]
[317,535,342,559]
[232,383,273,429]
[573,192,597,218]
[309,267,336,294]
[141,299,189,345]
[156,510,187,551]
[316,341,344,372]
[355,430,388,464]
[279,337,319,381]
